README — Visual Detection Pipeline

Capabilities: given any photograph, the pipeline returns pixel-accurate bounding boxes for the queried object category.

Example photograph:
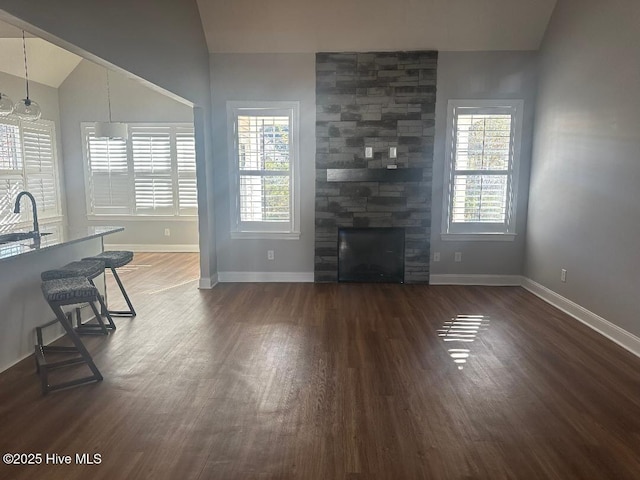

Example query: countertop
[0,226,124,263]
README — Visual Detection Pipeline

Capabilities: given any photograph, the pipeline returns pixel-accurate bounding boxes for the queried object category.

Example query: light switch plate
[365,147,373,159]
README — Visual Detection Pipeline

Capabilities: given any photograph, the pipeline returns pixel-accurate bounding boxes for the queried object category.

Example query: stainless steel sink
[0,231,52,245]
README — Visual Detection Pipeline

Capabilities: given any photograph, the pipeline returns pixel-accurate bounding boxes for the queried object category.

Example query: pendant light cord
[106,70,113,123]
[22,30,30,101]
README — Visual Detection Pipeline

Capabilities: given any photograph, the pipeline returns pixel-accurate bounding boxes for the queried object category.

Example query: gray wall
[526,0,640,335]
[58,60,198,248]
[430,51,538,276]
[210,53,316,274]
[0,0,217,283]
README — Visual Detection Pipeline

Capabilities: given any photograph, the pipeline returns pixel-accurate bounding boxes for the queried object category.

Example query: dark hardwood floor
[1,253,640,479]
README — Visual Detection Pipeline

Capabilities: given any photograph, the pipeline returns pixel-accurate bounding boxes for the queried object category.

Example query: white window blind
[237,114,290,222]
[86,133,130,215]
[83,123,197,217]
[131,126,174,215]
[0,119,61,230]
[0,120,22,171]
[0,119,24,229]
[176,128,198,215]
[0,177,24,231]
[227,102,299,236]
[443,100,523,236]
[23,122,59,218]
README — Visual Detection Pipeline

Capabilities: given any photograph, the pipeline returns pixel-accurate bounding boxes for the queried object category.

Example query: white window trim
[0,118,63,230]
[85,215,196,222]
[81,122,198,220]
[441,99,523,242]
[440,233,517,242]
[227,101,301,240]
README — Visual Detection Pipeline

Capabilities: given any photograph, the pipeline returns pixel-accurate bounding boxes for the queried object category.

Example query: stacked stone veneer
[315,51,437,283]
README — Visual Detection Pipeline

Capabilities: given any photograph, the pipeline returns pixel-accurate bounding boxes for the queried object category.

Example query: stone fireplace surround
[314,51,437,283]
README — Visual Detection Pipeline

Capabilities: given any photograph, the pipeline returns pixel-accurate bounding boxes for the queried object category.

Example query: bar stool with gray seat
[83,251,136,317]
[37,276,104,394]
[41,259,116,334]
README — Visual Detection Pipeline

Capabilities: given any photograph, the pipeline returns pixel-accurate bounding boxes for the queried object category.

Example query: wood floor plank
[1,254,640,479]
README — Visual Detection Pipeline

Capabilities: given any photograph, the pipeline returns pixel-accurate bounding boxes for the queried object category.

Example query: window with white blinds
[227,102,300,237]
[443,100,523,237]
[0,119,60,232]
[82,123,197,217]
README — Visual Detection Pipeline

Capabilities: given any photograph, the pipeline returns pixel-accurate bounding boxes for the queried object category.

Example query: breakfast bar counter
[0,226,124,372]
[0,226,123,263]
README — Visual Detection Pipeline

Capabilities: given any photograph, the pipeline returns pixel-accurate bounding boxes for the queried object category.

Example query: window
[227,101,300,238]
[82,123,197,218]
[442,100,523,240]
[0,118,61,233]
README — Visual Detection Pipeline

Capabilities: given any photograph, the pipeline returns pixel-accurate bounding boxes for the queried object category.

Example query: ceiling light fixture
[14,30,42,122]
[94,69,128,139]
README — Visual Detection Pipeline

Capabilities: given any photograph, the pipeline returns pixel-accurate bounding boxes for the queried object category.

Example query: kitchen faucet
[13,191,40,238]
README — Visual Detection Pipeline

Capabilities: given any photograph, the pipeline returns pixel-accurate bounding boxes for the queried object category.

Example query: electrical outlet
[433,252,441,262]
[164,228,171,237]
[267,250,275,261]
[561,268,567,283]
[454,252,462,263]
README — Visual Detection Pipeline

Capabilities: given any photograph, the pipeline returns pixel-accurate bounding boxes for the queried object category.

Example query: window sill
[87,215,197,222]
[230,231,301,240]
[441,233,516,242]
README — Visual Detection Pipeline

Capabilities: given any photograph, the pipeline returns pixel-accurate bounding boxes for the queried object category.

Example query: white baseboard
[521,277,640,358]
[104,243,199,253]
[218,271,314,283]
[198,274,218,289]
[429,274,523,286]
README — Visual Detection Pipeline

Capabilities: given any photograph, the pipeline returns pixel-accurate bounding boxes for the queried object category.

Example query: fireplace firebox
[338,228,405,283]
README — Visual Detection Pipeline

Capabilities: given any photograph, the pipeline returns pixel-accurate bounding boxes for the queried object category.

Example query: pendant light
[94,69,128,139]
[14,31,41,121]
[0,92,14,117]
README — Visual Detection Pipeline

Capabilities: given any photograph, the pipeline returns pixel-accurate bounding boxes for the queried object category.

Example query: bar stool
[83,251,136,317]
[36,276,104,394]
[41,260,116,334]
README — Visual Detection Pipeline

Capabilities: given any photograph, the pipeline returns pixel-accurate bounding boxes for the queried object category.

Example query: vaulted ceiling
[0,20,81,88]
[196,0,558,53]
[0,0,558,89]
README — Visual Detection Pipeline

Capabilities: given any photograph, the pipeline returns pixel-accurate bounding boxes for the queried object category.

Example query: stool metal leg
[53,304,103,381]
[87,278,116,330]
[35,313,77,374]
[108,267,136,317]
[37,304,103,394]
[74,302,110,335]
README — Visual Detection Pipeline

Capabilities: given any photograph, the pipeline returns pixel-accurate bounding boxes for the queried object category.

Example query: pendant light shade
[94,121,128,139]
[14,98,41,121]
[0,92,14,117]
[15,31,41,122]
[94,69,127,139]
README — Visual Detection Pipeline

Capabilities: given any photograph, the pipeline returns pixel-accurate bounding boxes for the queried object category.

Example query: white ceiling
[196,0,557,53]
[0,1,558,89]
[0,21,82,88]
[0,21,28,38]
